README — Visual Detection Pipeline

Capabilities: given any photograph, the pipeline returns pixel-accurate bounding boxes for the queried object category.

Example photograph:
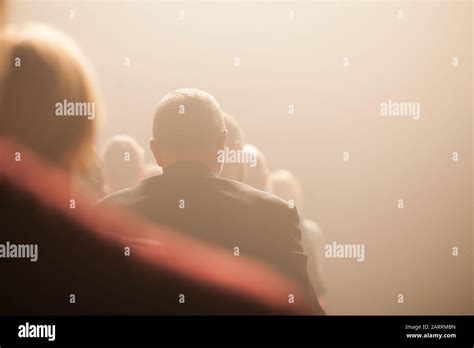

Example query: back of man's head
[102,134,144,193]
[151,89,225,170]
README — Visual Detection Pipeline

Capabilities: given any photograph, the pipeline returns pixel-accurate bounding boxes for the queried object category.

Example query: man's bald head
[150,88,227,173]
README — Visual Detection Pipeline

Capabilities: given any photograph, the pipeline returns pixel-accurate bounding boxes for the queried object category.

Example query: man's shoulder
[215,178,299,220]
[100,174,298,220]
[217,177,290,206]
[98,176,158,206]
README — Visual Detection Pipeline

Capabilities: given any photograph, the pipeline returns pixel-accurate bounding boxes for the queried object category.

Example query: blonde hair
[0,0,8,82]
[0,0,5,28]
[0,23,102,174]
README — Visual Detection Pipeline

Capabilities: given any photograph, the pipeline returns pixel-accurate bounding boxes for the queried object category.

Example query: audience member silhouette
[102,134,145,193]
[269,169,327,302]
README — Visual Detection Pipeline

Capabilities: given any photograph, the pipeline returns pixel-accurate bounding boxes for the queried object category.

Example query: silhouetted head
[242,144,269,191]
[0,0,5,31]
[0,23,101,174]
[0,0,6,81]
[150,88,227,175]
[102,134,145,193]
[219,112,246,181]
[268,169,304,213]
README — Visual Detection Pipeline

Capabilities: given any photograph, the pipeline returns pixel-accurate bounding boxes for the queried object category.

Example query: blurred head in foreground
[150,88,227,174]
[102,134,145,193]
[242,144,269,191]
[219,112,246,182]
[0,0,6,36]
[0,0,5,26]
[0,0,8,84]
[268,169,304,213]
[0,23,101,175]
[0,1,5,36]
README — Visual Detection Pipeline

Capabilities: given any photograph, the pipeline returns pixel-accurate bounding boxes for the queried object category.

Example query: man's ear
[215,129,228,177]
[218,129,228,151]
[149,138,163,167]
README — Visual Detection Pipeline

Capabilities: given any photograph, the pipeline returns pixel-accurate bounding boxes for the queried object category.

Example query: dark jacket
[100,162,323,314]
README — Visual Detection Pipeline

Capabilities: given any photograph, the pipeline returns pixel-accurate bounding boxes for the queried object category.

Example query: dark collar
[162,161,217,179]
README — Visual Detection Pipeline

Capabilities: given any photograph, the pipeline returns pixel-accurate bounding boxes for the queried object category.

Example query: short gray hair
[152,88,224,155]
